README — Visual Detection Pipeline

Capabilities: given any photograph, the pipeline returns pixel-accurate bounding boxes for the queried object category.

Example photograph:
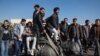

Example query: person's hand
[61,32,64,36]
[18,35,21,39]
[43,30,46,33]
[25,33,30,36]
[57,29,60,33]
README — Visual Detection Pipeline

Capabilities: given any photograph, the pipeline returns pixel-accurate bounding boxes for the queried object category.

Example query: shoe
[27,49,31,54]
[30,49,35,56]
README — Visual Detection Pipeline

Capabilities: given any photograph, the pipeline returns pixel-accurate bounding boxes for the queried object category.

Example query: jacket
[46,14,59,29]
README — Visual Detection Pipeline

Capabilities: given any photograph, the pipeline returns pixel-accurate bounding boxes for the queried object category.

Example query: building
[10,19,32,24]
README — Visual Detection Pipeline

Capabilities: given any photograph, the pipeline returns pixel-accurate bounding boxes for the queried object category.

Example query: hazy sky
[0,0,100,24]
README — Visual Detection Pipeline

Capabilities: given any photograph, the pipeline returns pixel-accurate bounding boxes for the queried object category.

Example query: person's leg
[0,40,1,56]
[26,37,31,52]
[15,40,21,56]
[15,40,20,56]
[36,29,40,49]
[22,36,27,54]
[5,40,9,56]
[77,39,83,55]
[31,37,37,55]
[1,40,5,56]
[94,39,98,56]
[98,40,100,56]
[95,39,100,56]
[32,37,37,49]
[19,40,23,55]
[52,28,59,42]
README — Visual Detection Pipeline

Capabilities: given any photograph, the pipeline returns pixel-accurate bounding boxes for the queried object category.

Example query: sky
[0,0,100,24]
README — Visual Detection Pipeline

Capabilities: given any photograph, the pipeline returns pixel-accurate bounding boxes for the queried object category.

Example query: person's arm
[67,25,72,40]
[0,27,2,35]
[37,14,44,30]
[23,28,33,36]
[89,26,95,41]
[22,28,27,35]
[33,11,38,23]
[14,24,20,39]
[79,25,84,40]
[14,25,19,36]
[0,27,3,39]
[9,27,13,40]
[57,16,59,30]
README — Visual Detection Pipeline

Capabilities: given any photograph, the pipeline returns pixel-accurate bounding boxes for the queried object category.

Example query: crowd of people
[0,4,100,56]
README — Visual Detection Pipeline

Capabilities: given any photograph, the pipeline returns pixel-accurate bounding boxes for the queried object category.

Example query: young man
[32,7,45,51]
[46,7,60,42]
[82,20,91,53]
[68,18,83,55]
[32,4,40,24]
[60,18,69,41]
[14,19,26,56]
[90,19,100,56]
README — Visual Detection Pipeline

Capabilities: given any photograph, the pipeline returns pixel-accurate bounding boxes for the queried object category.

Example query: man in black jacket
[32,7,45,46]
[46,7,60,42]
[60,18,69,41]
[33,4,40,24]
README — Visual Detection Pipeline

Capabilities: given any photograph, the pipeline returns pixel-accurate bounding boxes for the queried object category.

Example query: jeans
[1,40,9,56]
[26,37,37,50]
[14,39,22,56]
[94,38,100,56]
[72,38,83,55]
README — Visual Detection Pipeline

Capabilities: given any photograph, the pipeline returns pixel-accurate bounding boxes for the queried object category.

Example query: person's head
[53,7,60,15]
[34,4,40,11]
[95,19,100,26]
[64,18,68,23]
[3,20,9,27]
[21,19,26,25]
[40,7,45,17]
[2,20,10,29]
[85,20,90,25]
[73,18,77,25]
[26,21,32,27]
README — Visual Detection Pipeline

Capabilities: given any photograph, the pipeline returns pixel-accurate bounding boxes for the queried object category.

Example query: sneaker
[30,49,35,56]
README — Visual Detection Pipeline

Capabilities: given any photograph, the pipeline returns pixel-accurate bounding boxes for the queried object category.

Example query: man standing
[33,4,40,25]
[82,20,91,53]
[60,18,69,41]
[90,19,100,56]
[32,6,45,46]
[68,18,83,55]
